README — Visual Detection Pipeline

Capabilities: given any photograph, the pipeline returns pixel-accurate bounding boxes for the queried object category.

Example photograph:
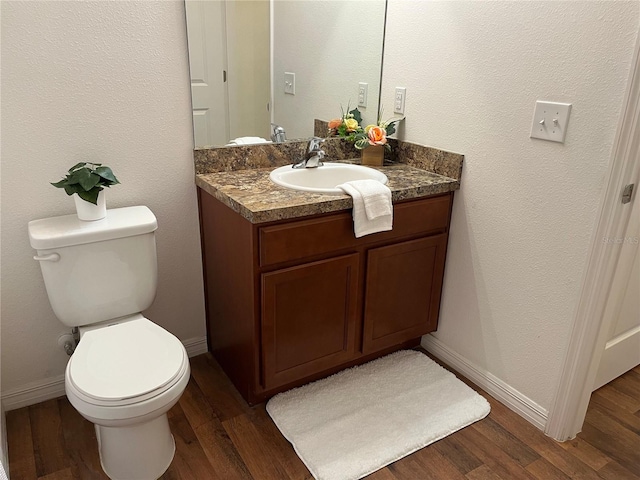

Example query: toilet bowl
[28,206,190,479]
[65,315,190,479]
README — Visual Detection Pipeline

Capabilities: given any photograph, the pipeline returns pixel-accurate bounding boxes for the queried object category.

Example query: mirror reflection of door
[186,0,270,147]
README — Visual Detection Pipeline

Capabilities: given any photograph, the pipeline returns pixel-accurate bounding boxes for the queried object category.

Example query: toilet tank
[28,206,158,327]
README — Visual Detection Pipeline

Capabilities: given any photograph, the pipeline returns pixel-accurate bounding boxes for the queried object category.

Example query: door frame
[545,31,640,441]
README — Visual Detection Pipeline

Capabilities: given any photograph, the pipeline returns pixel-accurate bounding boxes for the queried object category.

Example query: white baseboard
[1,336,208,412]
[421,334,548,431]
[182,335,209,358]
[1,375,66,412]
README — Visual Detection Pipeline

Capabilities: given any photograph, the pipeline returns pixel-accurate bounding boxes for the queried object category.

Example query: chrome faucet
[293,137,326,169]
[271,123,287,143]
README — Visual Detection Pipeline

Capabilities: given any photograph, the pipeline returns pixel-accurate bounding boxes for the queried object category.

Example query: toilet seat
[68,315,188,407]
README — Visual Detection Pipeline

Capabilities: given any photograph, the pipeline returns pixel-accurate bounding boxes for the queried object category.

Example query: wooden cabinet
[261,254,359,390]
[198,188,453,404]
[363,235,448,354]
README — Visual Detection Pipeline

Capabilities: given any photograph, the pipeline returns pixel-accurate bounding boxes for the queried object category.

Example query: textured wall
[382,0,639,410]
[1,1,205,394]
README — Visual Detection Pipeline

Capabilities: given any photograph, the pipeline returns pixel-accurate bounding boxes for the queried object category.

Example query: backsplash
[194,136,463,181]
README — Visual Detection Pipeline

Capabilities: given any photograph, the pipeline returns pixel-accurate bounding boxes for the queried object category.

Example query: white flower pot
[74,190,106,221]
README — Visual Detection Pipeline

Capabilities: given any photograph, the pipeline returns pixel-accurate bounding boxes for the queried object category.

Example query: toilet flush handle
[33,253,60,262]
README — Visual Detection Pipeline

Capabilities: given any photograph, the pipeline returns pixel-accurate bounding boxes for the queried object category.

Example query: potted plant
[328,105,402,166]
[51,162,120,221]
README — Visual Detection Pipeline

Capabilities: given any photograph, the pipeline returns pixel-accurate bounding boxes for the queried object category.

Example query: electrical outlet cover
[530,101,572,143]
[358,82,368,107]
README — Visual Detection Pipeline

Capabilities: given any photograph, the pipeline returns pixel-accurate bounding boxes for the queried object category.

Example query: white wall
[1,1,206,403]
[273,0,386,139]
[381,0,639,413]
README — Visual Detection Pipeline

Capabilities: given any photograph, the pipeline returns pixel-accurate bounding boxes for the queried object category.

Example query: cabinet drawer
[259,194,452,267]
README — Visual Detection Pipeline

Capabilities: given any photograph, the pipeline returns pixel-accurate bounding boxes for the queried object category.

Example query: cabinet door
[363,234,448,354]
[261,253,359,390]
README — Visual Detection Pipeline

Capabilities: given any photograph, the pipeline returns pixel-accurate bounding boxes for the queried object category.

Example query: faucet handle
[271,123,287,143]
[307,136,325,152]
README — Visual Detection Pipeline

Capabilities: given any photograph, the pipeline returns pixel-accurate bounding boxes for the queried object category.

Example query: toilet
[28,206,190,480]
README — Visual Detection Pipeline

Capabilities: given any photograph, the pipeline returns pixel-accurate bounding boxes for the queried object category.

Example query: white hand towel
[348,179,393,220]
[226,136,272,146]
[338,180,393,238]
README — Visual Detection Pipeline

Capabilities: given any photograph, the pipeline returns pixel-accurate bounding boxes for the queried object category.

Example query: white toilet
[28,206,190,480]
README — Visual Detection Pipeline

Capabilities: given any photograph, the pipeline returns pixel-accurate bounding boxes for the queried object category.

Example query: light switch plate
[284,72,295,95]
[530,101,572,143]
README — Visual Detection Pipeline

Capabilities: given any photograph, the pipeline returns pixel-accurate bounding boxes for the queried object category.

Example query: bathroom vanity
[195,141,463,404]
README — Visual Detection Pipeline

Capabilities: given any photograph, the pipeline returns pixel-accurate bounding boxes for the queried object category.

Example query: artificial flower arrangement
[328,105,401,152]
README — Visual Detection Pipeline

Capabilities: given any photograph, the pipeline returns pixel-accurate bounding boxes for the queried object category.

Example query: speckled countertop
[196,161,460,224]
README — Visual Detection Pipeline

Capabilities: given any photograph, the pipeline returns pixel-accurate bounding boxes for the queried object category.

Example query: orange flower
[328,118,342,130]
[367,126,387,145]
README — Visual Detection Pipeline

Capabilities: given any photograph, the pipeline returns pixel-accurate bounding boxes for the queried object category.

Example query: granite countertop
[196,161,460,224]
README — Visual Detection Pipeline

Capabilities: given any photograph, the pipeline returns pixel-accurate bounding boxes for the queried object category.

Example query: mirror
[185,0,387,148]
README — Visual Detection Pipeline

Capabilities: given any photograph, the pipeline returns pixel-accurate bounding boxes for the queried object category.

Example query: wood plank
[170,380,251,479]
[597,459,640,480]
[433,436,483,475]
[29,399,69,477]
[525,458,572,480]
[190,354,253,422]
[609,369,640,403]
[6,408,37,480]
[389,456,436,479]
[454,424,536,480]
[364,468,398,479]
[191,420,253,479]
[37,467,74,480]
[470,417,539,467]
[251,408,311,480]
[581,409,640,475]
[556,436,611,471]
[408,445,468,479]
[484,396,602,480]
[590,389,640,435]
[161,402,224,480]
[223,412,292,479]
[465,464,503,480]
[592,380,640,413]
[177,376,219,429]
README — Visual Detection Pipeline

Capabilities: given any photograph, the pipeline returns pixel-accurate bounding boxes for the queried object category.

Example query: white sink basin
[269,162,388,195]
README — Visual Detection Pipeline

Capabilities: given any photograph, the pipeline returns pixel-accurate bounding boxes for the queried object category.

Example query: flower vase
[361,145,385,166]
[74,190,106,221]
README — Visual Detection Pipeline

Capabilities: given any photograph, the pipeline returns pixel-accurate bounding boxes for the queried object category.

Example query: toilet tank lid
[28,206,158,250]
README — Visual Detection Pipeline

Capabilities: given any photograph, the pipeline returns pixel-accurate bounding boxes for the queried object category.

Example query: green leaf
[354,138,369,150]
[72,169,100,191]
[77,187,102,205]
[94,166,119,184]
[63,183,83,196]
[51,178,70,188]
[349,108,362,125]
[386,123,396,136]
[68,162,88,172]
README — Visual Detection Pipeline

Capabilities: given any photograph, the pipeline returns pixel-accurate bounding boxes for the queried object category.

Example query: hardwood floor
[6,352,640,480]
